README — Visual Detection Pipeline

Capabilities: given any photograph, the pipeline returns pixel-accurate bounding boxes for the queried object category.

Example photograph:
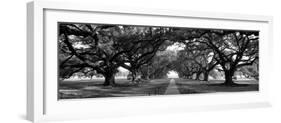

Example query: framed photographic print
[27,0,273,122]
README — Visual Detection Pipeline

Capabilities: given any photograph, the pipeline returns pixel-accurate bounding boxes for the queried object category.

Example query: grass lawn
[59,78,259,99]
[174,78,259,94]
[59,78,170,99]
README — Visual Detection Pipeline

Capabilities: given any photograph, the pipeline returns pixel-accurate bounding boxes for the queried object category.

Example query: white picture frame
[27,0,273,122]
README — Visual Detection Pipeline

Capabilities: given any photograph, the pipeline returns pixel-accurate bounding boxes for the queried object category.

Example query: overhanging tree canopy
[59,24,171,86]
[59,23,259,86]
[184,30,259,85]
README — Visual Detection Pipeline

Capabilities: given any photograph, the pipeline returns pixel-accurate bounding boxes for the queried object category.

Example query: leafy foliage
[58,23,259,86]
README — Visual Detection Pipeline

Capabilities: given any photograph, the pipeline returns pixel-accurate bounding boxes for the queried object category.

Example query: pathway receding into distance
[164,79,180,94]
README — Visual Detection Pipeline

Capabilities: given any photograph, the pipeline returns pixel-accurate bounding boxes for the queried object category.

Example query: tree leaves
[58,23,259,84]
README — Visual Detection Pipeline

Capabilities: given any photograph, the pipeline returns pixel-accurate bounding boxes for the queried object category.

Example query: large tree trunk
[195,72,201,80]
[131,71,137,82]
[150,74,155,80]
[203,71,209,81]
[223,70,236,85]
[103,73,115,86]
[145,75,150,80]
[146,67,150,80]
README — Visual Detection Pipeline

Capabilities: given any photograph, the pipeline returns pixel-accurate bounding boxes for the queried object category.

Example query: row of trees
[59,24,172,85]
[139,50,176,80]
[170,29,259,85]
[174,45,218,81]
[58,23,259,86]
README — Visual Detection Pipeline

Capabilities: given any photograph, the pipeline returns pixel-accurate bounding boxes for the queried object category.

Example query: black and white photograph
[58,22,259,99]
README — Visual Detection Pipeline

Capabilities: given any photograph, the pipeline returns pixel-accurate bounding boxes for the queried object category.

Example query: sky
[166,42,185,51]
